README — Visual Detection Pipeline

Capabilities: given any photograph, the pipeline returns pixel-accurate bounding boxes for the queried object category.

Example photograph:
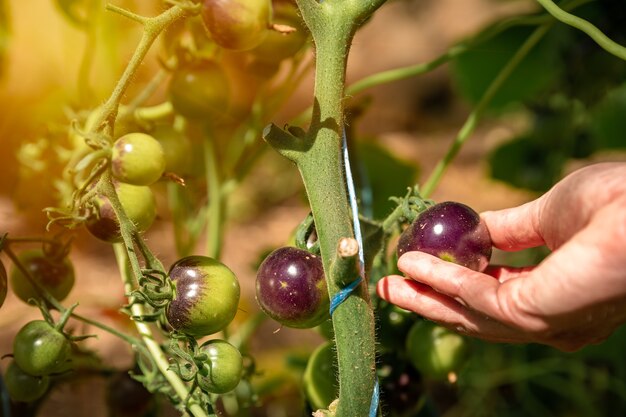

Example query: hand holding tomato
[378,162,626,351]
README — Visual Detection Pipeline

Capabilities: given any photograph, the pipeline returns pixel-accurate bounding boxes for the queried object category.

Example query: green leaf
[590,83,626,150]
[353,140,419,220]
[488,135,566,192]
[452,24,565,110]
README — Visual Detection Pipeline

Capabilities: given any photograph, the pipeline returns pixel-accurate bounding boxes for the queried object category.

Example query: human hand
[377,162,626,351]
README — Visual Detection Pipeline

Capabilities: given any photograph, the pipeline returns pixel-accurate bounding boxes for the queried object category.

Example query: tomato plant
[166,256,240,337]
[10,249,75,305]
[111,132,166,186]
[3,360,50,403]
[0,259,7,308]
[196,339,243,394]
[2,0,626,416]
[397,201,492,272]
[13,320,71,376]
[255,247,329,329]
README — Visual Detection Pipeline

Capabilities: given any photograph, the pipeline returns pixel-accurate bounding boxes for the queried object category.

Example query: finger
[484,265,536,283]
[376,275,527,343]
[481,200,545,251]
[397,252,514,324]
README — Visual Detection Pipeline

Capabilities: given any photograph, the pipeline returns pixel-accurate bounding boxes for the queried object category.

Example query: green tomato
[405,320,469,380]
[13,320,71,376]
[166,256,240,337]
[4,360,50,402]
[150,125,192,175]
[200,0,271,51]
[197,339,243,394]
[168,60,231,121]
[303,341,338,410]
[10,249,75,305]
[249,2,308,63]
[111,133,165,186]
[0,259,7,308]
[86,182,156,243]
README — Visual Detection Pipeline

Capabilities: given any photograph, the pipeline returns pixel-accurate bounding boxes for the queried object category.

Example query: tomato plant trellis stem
[266,1,386,415]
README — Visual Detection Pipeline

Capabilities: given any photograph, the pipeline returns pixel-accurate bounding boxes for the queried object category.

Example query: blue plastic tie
[327,126,379,417]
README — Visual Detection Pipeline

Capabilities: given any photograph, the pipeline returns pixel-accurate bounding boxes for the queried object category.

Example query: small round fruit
[150,125,192,175]
[4,360,50,402]
[397,201,492,272]
[111,133,165,186]
[197,339,243,394]
[168,61,231,121]
[249,2,308,63]
[86,182,157,243]
[303,341,338,410]
[13,320,71,376]
[255,247,329,329]
[10,249,75,304]
[201,0,271,51]
[166,256,240,337]
[0,259,7,308]
[376,302,418,351]
[405,320,469,380]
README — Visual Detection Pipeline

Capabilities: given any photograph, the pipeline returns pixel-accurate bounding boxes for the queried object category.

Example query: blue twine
[327,127,379,417]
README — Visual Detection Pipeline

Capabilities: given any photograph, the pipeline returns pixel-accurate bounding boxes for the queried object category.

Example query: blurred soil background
[1,0,625,416]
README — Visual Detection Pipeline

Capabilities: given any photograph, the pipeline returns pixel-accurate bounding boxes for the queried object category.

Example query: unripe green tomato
[111,133,165,186]
[201,0,272,51]
[0,259,7,308]
[4,360,50,402]
[166,256,240,337]
[405,320,469,380]
[303,341,338,410]
[197,339,243,394]
[10,249,75,305]
[150,125,192,175]
[168,61,231,121]
[249,2,308,63]
[13,320,71,376]
[86,182,157,243]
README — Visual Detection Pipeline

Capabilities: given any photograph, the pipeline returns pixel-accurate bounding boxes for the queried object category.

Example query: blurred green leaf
[451,24,566,110]
[354,140,419,220]
[590,83,626,150]
[488,135,566,192]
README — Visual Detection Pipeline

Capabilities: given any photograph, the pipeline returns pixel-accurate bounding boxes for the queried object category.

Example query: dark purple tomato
[377,352,424,415]
[196,339,243,394]
[10,249,75,305]
[106,371,155,417]
[86,182,156,243]
[255,247,329,329]
[166,256,240,337]
[0,259,7,308]
[201,0,271,51]
[397,201,492,272]
[13,320,71,376]
[168,60,232,121]
[4,360,50,403]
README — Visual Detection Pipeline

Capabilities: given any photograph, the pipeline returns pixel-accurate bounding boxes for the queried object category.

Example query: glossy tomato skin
[166,256,240,337]
[197,339,243,394]
[405,320,469,381]
[168,61,231,121]
[255,247,329,329]
[4,360,50,403]
[86,182,157,243]
[201,0,271,51]
[397,201,492,272]
[0,259,7,308]
[10,249,75,304]
[303,341,338,411]
[13,320,71,376]
[111,133,166,186]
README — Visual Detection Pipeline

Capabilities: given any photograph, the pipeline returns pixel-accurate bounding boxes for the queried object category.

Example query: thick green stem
[269,1,387,415]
